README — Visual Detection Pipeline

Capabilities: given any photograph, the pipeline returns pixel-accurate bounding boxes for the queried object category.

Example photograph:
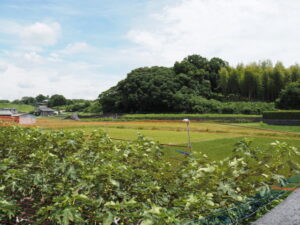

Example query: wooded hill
[99,55,300,113]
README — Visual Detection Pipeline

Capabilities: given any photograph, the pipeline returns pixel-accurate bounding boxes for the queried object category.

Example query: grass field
[4,116,299,163]
[23,118,300,164]
[241,122,300,133]
[0,103,35,112]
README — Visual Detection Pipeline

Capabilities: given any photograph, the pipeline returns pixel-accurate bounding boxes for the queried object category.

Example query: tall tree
[289,64,300,82]
[270,62,285,100]
[227,69,241,95]
[48,94,67,107]
[208,57,228,91]
[21,96,36,105]
[218,68,229,94]
[35,94,48,103]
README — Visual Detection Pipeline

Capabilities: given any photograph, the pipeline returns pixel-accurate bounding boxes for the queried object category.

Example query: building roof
[11,113,35,117]
[38,106,55,112]
[0,110,13,116]
[1,108,17,110]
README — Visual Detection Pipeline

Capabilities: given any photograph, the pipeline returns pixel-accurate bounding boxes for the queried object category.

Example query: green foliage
[100,66,180,113]
[276,81,300,109]
[100,56,228,113]
[48,94,67,107]
[263,110,300,120]
[220,102,275,114]
[20,96,37,105]
[0,100,10,103]
[83,101,102,113]
[65,101,91,112]
[1,126,300,224]
[217,61,296,102]
[99,55,298,114]
[170,98,274,114]
[35,94,48,103]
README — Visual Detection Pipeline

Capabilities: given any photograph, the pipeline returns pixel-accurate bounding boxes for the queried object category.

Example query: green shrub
[263,111,300,120]
[276,82,300,109]
[221,101,275,115]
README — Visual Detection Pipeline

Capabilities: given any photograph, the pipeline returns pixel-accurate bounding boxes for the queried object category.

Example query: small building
[0,110,13,116]
[12,114,36,125]
[0,108,18,114]
[36,106,56,116]
[0,111,36,125]
[0,110,15,123]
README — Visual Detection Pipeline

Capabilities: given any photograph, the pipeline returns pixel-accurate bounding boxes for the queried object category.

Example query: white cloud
[23,52,44,64]
[20,22,61,46]
[60,42,91,54]
[0,60,118,101]
[0,61,8,73]
[0,20,61,49]
[127,0,300,66]
[0,38,113,100]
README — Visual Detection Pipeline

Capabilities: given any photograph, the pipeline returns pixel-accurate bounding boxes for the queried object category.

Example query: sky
[1,0,300,100]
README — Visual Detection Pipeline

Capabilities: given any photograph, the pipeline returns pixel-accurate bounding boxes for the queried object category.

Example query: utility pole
[183,118,192,153]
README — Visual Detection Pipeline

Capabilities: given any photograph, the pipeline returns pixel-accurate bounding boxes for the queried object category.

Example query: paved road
[253,189,300,225]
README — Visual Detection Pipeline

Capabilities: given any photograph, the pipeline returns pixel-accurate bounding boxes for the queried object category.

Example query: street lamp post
[183,118,191,153]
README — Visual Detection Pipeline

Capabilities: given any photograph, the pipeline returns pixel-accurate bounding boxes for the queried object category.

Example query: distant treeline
[99,55,300,113]
[2,94,101,113]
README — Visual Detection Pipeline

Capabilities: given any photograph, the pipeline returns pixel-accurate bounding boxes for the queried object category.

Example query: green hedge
[263,111,300,120]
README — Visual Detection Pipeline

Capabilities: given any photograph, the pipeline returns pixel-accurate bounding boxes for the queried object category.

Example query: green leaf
[141,219,154,225]
[103,213,114,225]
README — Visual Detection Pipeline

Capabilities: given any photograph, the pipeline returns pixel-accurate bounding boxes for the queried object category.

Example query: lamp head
[182,118,190,123]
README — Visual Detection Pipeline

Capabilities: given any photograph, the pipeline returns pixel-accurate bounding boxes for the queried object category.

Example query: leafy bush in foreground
[0,127,299,224]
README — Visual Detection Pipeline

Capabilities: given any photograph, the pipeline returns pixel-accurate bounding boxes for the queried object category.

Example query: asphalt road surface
[253,189,300,225]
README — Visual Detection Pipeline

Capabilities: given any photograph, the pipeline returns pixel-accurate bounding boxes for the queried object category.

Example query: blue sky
[1,0,300,100]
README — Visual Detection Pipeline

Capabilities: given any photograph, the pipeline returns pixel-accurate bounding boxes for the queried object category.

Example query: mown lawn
[241,122,300,133]
[163,136,300,162]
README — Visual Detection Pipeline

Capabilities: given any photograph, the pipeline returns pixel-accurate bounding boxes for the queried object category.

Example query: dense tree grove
[100,55,299,113]
[219,61,300,101]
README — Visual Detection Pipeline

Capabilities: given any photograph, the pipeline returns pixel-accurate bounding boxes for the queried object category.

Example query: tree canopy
[99,55,230,113]
[48,94,67,107]
[276,81,300,109]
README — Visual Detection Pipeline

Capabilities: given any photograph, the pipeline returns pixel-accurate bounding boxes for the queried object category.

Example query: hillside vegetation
[99,55,299,113]
[0,103,35,113]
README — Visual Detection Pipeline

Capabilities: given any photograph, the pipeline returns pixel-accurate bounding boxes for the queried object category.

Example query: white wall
[19,115,36,125]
